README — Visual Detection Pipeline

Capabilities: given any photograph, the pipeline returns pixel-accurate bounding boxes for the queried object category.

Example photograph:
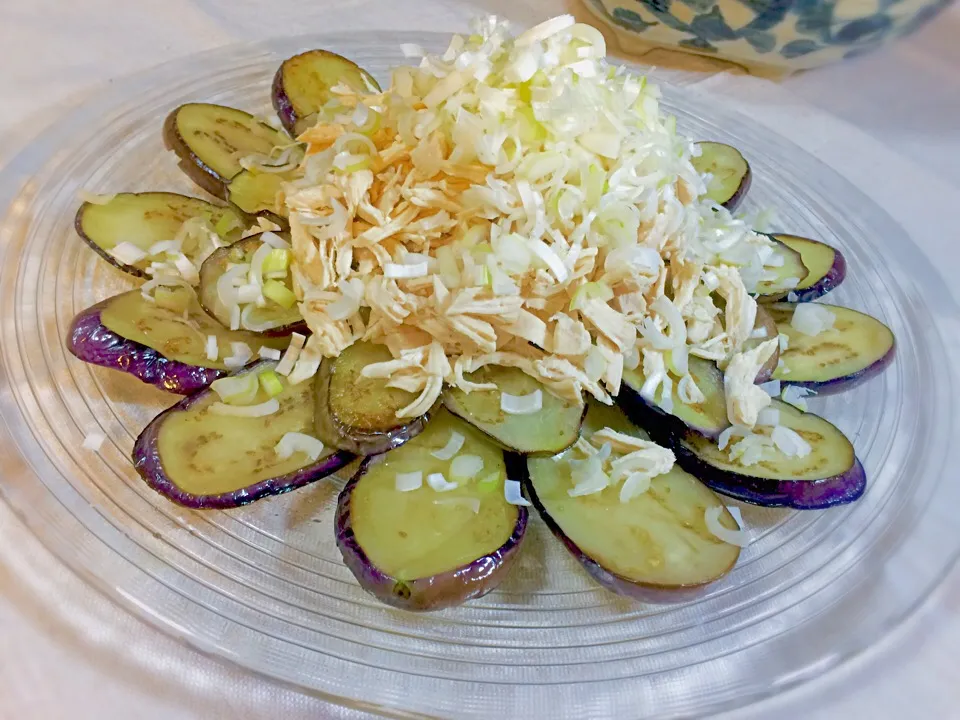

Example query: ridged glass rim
[0,31,956,718]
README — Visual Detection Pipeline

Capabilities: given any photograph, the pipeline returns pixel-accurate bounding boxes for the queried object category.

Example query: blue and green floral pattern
[588,0,949,70]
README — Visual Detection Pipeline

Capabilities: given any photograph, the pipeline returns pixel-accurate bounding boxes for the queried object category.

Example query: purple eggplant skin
[773,234,847,303]
[272,66,301,138]
[68,300,223,395]
[779,344,896,396]
[615,382,688,444]
[692,141,752,212]
[617,358,729,442]
[671,443,866,510]
[74,204,147,278]
[313,356,437,456]
[163,108,229,200]
[509,454,722,603]
[719,163,751,213]
[272,49,381,136]
[335,455,528,611]
[133,364,355,509]
[770,303,896,396]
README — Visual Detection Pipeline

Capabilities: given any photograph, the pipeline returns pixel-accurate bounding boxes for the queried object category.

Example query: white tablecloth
[2,1,959,717]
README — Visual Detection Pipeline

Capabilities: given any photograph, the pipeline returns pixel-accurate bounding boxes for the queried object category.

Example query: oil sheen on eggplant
[75,192,244,276]
[134,361,353,508]
[314,341,436,455]
[442,365,585,455]
[524,401,740,598]
[68,289,286,393]
[100,288,286,369]
[335,408,526,610]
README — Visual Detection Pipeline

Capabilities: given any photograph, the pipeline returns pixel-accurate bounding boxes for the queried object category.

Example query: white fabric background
[1,0,959,717]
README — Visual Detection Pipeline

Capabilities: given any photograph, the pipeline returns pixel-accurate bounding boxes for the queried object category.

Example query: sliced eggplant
[314,341,435,455]
[769,303,895,394]
[755,237,809,301]
[672,399,865,509]
[747,304,780,384]
[163,103,290,200]
[619,355,728,440]
[198,234,304,335]
[773,234,847,302]
[442,365,585,456]
[227,169,289,222]
[75,192,244,277]
[68,289,287,394]
[692,141,752,211]
[521,401,740,599]
[335,409,527,610]
[133,360,353,508]
[272,49,381,136]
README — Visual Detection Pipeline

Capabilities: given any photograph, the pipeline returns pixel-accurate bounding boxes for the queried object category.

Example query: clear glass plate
[0,31,957,719]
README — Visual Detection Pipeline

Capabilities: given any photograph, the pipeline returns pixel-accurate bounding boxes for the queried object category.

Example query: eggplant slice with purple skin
[75,192,244,277]
[163,103,290,200]
[314,341,437,455]
[671,399,866,509]
[68,288,287,394]
[769,303,895,395]
[335,408,527,611]
[198,233,305,336]
[134,360,354,509]
[442,365,586,456]
[519,401,741,601]
[692,141,752,211]
[272,49,381,136]
[755,237,810,301]
[773,234,847,302]
[619,355,729,441]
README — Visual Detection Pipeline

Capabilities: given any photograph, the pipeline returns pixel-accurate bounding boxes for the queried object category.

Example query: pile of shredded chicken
[279,15,782,429]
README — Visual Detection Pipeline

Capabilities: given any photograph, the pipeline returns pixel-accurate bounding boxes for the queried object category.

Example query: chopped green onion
[569,281,613,311]
[358,108,382,135]
[583,163,605,207]
[477,472,502,494]
[258,370,284,397]
[470,242,493,263]
[261,248,290,276]
[210,372,260,406]
[516,81,533,104]
[262,280,298,309]
[516,106,545,144]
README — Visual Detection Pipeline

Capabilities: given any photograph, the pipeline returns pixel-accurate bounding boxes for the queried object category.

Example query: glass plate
[0,31,957,719]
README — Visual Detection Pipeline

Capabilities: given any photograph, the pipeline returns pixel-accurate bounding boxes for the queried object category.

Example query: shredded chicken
[723,339,778,427]
[560,426,677,502]
[268,18,784,420]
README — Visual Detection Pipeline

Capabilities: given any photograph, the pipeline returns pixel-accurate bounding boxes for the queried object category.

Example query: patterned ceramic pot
[584,0,951,74]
